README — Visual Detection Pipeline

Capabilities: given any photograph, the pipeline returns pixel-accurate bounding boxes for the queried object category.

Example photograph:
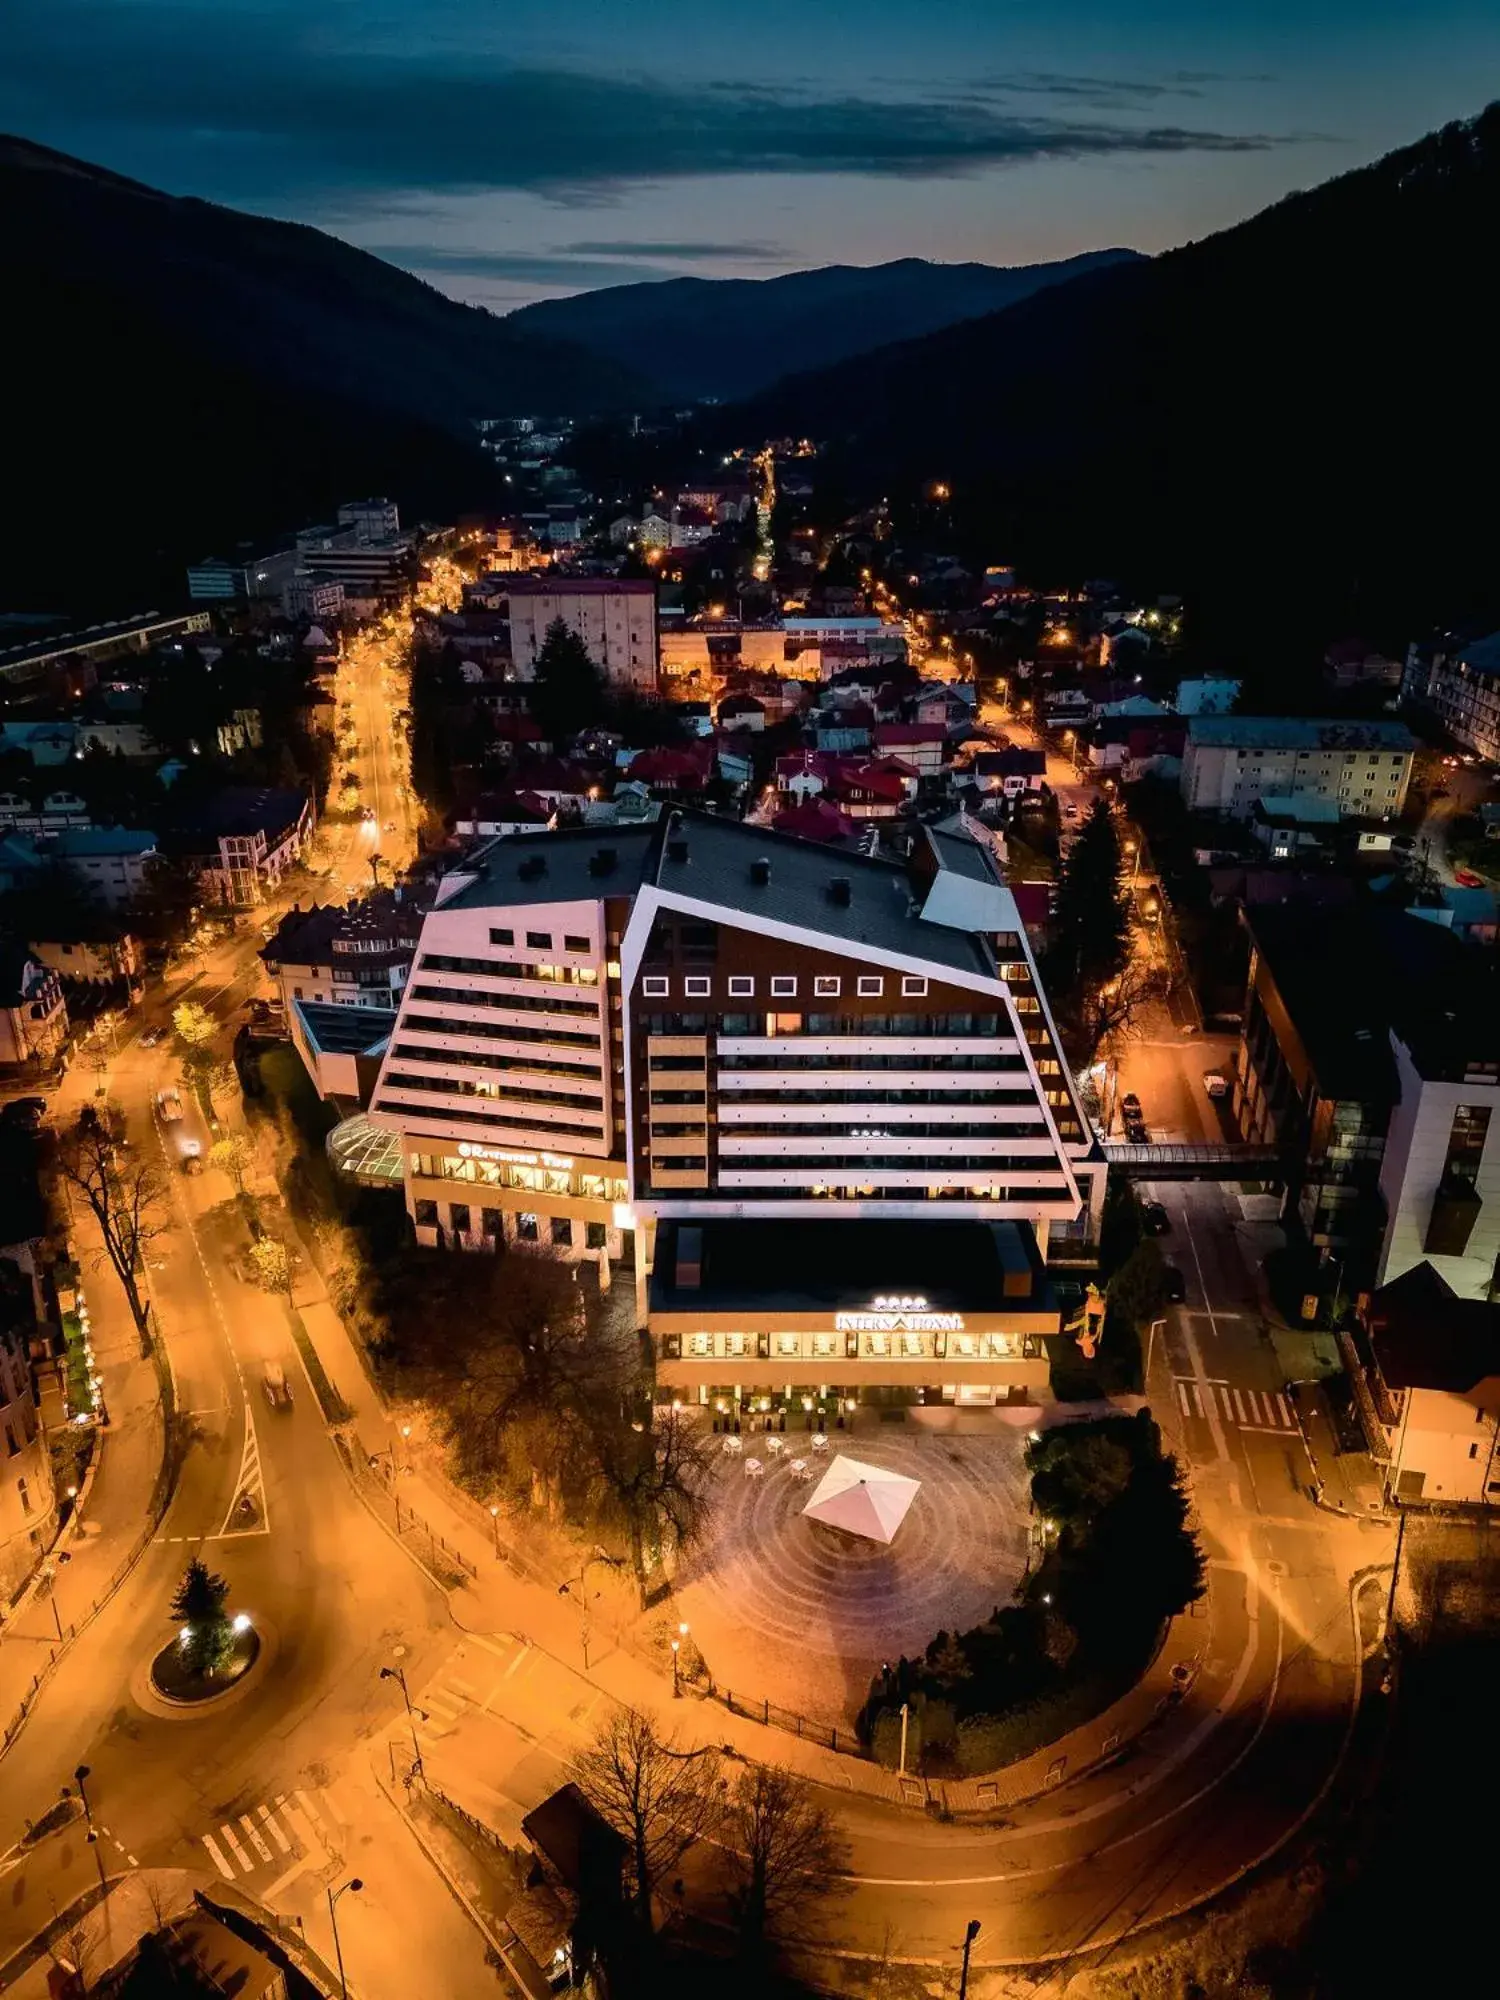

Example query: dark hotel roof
[1365,1262,1500,1402]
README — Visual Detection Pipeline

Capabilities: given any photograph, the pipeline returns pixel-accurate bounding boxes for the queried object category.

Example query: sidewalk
[0,1225,167,1756]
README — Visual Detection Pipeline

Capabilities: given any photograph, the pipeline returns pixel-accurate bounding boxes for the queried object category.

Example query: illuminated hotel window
[865,1332,889,1355]
[814,976,841,997]
[726,1333,747,1357]
[901,1332,925,1357]
[777,1333,800,1356]
[643,977,669,997]
[813,1333,838,1358]
[690,1332,712,1356]
[953,1333,977,1357]
[517,1213,539,1241]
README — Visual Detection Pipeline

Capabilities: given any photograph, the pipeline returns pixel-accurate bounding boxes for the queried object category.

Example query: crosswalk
[1175,1377,1297,1435]
[199,1783,351,1888]
[411,1632,604,1751]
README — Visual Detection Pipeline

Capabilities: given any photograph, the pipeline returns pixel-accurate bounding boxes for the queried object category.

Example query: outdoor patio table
[765,1435,785,1456]
[789,1458,810,1480]
[744,1457,764,1478]
[722,1434,743,1456]
[811,1432,829,1452]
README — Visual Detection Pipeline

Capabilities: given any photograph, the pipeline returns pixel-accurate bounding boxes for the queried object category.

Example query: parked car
[139,1025,165,1047]
[1120,1092,1142,1118]
[1142,1200,1172,1235]
[1454,868,1484,887]
[262,1360,293,1410]
[1202,1070,1230,1100]
[1163,1266,1187,1304]
[156,1088,184,1122]
[1125,1118,1150,1145]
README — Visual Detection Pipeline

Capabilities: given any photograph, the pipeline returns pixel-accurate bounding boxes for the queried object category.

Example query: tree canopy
[530,617,606,743]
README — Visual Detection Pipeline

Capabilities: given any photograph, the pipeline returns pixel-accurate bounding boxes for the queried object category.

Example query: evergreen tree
[1050,799,1130,998]
[531,617,605,744]
[169,1558,235,1678]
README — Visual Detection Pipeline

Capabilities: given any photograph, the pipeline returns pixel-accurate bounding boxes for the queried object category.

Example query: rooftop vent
[828,876,853,907]
[588,847,618,876]
[750,857,771,887]
[517,852,547,880]
[667,836,690,865]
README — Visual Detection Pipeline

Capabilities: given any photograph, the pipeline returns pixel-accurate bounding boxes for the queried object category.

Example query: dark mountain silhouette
[504,251,1141,402]
[728,104,1500,653]
[1,136,648,611]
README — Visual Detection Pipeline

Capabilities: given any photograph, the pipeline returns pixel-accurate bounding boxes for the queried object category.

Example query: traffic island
[148,1622,261,1706]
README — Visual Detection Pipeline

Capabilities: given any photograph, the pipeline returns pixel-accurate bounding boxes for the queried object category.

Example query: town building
[1181,716,1415,822]
[260,890,427,1015]
[49,827,159,908]
[350,813,1103,1411]
[0,947,68,1070]
[0,611,212,696]
[337,496,401,543]
[282,573,347,622]
[505,579,658,694]
[1403,629,1500,764]
[0,1318,53,1603]
[1345,1263,1500,1504]
[160,788,313,907]
[298,538,411,601]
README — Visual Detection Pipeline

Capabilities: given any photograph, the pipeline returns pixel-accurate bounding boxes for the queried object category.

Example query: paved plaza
[675,1426,1031,1727]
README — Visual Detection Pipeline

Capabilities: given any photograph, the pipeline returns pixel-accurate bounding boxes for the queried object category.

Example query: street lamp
[489,1503,501,1559]
[1145,1317,1167,1389]
[327,1877,363,2000]
[40,1552,71,1643]
[67,1764,108,1893]
[958,1919,982,2000]
[558,1550,624,1672]
[380,1664,426,1781]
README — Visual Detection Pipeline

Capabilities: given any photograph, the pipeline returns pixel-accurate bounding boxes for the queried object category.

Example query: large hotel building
[353,813,1105,1414]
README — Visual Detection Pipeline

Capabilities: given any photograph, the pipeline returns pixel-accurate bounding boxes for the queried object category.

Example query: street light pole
[327,1877,362,2000]
[558,1551,623,1673]
[1145,1317,1167,1391]
[380,1665,425,1782]
[489,1504,501,1559]
[69,1764,108,1893]
[958,1919,981,2000]
[898,1701,909,1777]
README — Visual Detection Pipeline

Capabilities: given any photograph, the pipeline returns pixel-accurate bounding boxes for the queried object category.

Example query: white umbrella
[801,1455,920,1545]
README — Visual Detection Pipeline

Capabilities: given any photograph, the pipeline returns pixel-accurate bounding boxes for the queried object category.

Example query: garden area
[857,1410,1204,1776]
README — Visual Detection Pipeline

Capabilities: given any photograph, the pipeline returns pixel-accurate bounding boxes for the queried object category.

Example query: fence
[699,1677,861,1759]
[342,1438,478,1586]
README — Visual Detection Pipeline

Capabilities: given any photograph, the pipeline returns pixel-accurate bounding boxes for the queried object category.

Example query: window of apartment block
[684,977,711,998]
[728,976,755,997]
[564,935,590,954]
[814,976,841,997]
[490,928,514,946]
[857,975,884,996]
[414,1200,438,1227]
[517,1212,540,1241]
[642,977,669,997]
[450,1204,471,1235]
[771,976,798,997]
[1444,1104,1492,1184]
[586,1222,607,1250]
[551,1216,573,1247]
[902,976,929,996]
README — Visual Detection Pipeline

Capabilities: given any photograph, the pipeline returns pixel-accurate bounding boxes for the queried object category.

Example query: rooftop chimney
[518,852,546,880]
[588,847,618,876]
[667,836,690,865]
[828,876,852,907]
[750,857,771,887]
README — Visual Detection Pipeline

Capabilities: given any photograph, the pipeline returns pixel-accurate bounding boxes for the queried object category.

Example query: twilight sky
[5,1,1497,310]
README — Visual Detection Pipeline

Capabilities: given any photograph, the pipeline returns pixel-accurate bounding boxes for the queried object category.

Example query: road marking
[1275,1391,1292,1426]
[1240,1425,1291,1436]
[258,1803,291,1853]
[503,1642,534,1681]
[219,1823,252,1872]
[202,1834,236,1881]
[239,1814,274,1863]
[1232,1388,1248,1423]
[295,1789,328,1835]
[319,1784,351,1829]
[218,1401,270,1537]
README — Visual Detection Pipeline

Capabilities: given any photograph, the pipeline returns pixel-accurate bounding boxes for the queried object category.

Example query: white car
[157,1088,184,1122]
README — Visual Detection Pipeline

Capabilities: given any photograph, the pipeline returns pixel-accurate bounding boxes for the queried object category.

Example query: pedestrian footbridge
[1100,1141,1284,1181]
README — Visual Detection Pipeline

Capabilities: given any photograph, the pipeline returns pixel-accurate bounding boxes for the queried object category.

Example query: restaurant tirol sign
[456,1142,575,1170]
[835,1295,964,1334]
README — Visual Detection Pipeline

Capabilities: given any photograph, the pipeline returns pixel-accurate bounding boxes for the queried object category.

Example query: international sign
[836,1296,964,1334]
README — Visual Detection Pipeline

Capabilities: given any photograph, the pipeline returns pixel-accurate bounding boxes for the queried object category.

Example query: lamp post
[40,1551,71,1644]
[670,1637,681,1698]
[558,1550,623,1673]
[1145,1317,1167,1390]
[898,1701,910,1778]
[68,1764,108,1893]
[489,1503,501,1559]
[380,1664,426,1782]
[327,1877,362,2000]
[958,1919,982,2000]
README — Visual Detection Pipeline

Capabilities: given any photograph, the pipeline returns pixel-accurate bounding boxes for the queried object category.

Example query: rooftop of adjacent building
[158,785,310,848]
[1186,715,1416,753]
[504,577,656,598]
[262,888,427,968]
[1245,904,1500,1100]
[292,996,399,1056]
[649,1217,1053,1317]
[1363,1261,1500,1404]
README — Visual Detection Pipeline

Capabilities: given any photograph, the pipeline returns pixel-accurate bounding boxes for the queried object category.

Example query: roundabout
[148,1620,261,1705]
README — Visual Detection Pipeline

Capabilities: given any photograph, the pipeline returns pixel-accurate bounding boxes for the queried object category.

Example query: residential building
[0,611,212,695]
[260,890,427,1015]
[0,947,68,1069]
[1403,630,1500,764]
[1181,716,1415,822]
[1,1316,53,1602]
[337,496,401,543]
[1234,906,1500,1289]
[1324,638,1401,691]
[49,826,159,908]
[161,788,313,907]
[351,813,1103,1409]
[1345,1263,1500,1504]
[282,573,347,622]
[186,551,300,603]
[30,928,143,989]
[299,538,411,599]
[505,579,658,694]
[1173,677,1240,716]
[872,723,949,777]
[969,747,1048,798]
[784,616,907,667]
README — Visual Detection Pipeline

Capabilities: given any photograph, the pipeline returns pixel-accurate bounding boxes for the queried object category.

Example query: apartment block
[1182,716,1415,821]
[1403,630,1500,763]
[505,579,658,693]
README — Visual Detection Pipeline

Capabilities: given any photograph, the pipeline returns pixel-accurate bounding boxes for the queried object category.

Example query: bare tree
[572,1708,721,1935]
[1070,956,1169,1070]
[56,1107,169,1350]
[722,1764,849,1963]
[586,1404,716,1608]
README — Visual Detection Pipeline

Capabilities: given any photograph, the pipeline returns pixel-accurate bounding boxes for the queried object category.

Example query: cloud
[377,246,693,289]
[1,3,1301,211]
[554,239,784,261]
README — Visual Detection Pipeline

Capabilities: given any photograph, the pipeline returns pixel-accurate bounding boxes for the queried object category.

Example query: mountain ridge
[504,249,1143,402]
